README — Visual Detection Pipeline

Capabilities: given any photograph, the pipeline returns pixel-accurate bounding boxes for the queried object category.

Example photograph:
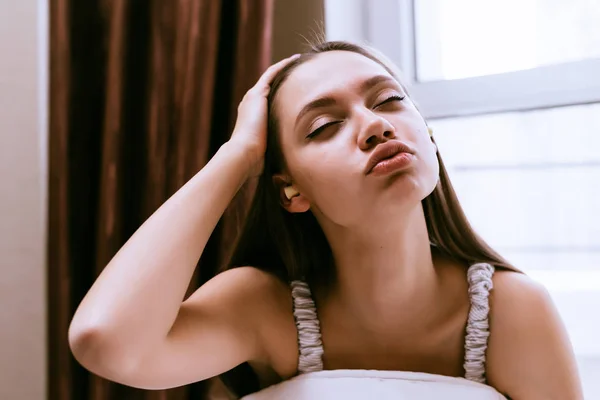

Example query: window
[325,0,600,397]
[414,0,600,81]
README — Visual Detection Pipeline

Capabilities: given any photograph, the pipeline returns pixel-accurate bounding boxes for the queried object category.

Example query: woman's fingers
[255,54,301,89]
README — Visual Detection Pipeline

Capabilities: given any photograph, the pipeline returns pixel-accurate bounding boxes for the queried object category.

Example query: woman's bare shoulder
[200,266,292,308]
[486,270,583,399]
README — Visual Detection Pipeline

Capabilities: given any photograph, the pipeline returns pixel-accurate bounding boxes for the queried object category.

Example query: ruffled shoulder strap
[290,280,324,374]
[463,263,495,383]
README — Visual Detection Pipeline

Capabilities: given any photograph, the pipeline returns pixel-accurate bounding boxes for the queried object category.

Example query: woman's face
[274,51,439,228]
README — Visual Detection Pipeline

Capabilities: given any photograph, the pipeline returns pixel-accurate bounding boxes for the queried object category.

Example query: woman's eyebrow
[294,97,337,129]
[294,75,397,129]
[358,74,396,93]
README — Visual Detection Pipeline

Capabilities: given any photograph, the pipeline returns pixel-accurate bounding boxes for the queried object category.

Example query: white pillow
[242,369,507,400]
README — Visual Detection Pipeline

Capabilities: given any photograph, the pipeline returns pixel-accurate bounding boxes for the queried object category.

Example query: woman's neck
[317,204,444,326]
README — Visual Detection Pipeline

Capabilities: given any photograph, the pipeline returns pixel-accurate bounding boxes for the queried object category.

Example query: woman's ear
[272,174,311,213]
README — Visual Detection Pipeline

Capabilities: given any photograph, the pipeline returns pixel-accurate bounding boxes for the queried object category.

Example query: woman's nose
[357,111,396,151]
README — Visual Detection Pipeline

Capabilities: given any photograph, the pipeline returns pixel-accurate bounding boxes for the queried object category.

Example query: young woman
[69,41,583,399]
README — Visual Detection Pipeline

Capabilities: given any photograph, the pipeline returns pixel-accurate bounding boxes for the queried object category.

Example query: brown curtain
[48,0,273,399]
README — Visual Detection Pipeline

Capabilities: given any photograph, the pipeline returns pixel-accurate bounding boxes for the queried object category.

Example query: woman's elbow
[68,321,141,383]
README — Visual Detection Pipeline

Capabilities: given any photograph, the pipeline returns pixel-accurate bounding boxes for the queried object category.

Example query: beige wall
[272,0,325,61]
[0,0,47,399]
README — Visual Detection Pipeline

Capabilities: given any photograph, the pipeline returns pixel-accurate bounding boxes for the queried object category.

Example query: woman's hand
[229,54,300,177]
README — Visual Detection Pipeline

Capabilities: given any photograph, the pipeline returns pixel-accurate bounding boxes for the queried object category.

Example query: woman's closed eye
[375,94,406,109]
[306,120,341,139]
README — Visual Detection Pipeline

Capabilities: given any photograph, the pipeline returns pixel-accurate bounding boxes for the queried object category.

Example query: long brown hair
[220,40,518,396]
